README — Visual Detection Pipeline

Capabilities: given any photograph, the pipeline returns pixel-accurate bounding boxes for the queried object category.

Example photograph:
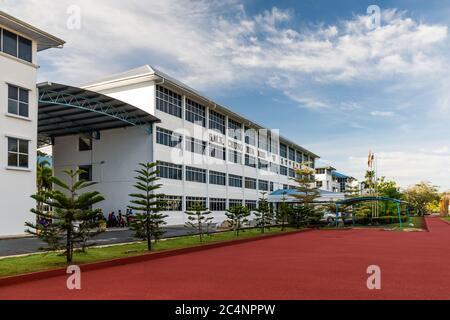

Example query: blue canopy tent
[334,197,410,228]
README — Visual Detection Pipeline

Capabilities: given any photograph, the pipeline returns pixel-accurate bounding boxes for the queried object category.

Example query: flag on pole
[368,151,374,168]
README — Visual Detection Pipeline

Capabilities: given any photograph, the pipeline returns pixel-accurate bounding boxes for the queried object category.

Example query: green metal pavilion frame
[37,82,160,145]
[335,196,411,228]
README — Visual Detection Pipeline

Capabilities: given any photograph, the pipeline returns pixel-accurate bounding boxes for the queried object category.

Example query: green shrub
[354,216,407,225]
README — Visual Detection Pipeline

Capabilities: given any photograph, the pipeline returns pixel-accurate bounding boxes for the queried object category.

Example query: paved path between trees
[0,226,189,257]
[1,217,450,299]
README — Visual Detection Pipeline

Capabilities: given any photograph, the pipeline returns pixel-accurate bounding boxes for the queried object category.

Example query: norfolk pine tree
[185,202,213,242]
[290,162,322,226]
[226,205,251,237]
[276,195,291,231]
[26,169,105,263]
[128,162,167,251]
[253,192,273,233]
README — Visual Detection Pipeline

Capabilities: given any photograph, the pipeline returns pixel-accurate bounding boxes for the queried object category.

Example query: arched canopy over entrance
[335,197,410,228]
[37,82,160,146]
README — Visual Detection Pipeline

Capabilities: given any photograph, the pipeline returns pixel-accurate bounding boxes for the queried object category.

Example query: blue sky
[3,0,450,190]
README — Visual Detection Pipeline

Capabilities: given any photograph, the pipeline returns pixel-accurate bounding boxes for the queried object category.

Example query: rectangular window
[228,150,242,164]
[270,182,274,192]
[7,137,28,168]
[209,143,226,160]
[316,181,323,188]
[245,127,256,146]
[156,127,182,149]
[258,179,269,191]
[1,29,32,63]
[229,199,243,209]
[296,151,303,163]
[280,166,288,176]
[7,85,29,117]
[79,165,92,181]
[316,168,325,175]
[186,197,207,210]
[283,184,288,190]
[245,200,257,210]
[186,137,207,155]
[258,132,268,151]
[185,99,206,127]
[289,168,296,178]
[160,195,183,211]
[280,143,287,158]
[228,118,242,140]
[156,85,182,118]
[245,177,257,190]
[229,174,243,188]
[270,133,279,154]
[245,154,257,168]
[157,161,182,180]
[210,198,226,211]
[18,36,32,63]
[79,137,92,151]
[3,29,18,57]
[186,166,207,183]
[258,159,269,171]
[209,171,226,186]
[209,110,225,134]
[270,163,279,174]
[289,148,296,161]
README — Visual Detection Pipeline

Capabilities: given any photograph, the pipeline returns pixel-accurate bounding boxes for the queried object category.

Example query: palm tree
[37,159,53,192]
[36,159,53,226]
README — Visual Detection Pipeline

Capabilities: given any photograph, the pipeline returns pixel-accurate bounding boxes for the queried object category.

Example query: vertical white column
[181,95,187,215]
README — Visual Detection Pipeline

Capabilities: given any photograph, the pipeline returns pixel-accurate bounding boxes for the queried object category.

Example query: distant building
[315,166,357,193]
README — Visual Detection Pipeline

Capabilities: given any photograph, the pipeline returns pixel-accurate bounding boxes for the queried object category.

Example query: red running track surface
[1,216,450,300]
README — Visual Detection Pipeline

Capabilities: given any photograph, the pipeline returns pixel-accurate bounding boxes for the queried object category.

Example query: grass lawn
[0,227,294,278]
[441,217,450,222]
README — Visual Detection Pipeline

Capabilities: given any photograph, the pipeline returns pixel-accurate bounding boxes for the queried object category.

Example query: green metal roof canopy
[37,82,160,144]
[335,196,411,228]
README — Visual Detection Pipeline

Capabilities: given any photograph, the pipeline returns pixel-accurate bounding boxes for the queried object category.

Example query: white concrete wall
[53,127,153,217]
[316,172,340,192]
[72,79,316,226]
[0,28,38,236]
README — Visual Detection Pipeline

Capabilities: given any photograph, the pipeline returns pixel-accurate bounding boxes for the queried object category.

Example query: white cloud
[348,151,450,190]
[370,111,396,117]
[2,1,450,189]
[2,2,447,93]
[283,91,328,109]
[432,146,449,154]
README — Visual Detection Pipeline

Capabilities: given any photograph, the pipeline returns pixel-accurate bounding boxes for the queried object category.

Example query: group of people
[107,209,134,228]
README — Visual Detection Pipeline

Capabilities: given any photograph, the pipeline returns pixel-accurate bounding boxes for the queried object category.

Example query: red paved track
[1,217,450,300]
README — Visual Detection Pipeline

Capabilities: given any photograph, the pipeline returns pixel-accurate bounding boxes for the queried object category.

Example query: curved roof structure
[336,196,409,205]
[269,188,345,203]
[37,82,160,144]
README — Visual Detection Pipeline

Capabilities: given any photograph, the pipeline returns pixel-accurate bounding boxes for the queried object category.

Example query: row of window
[155,86,314,163]
[156,127,182,149]
[155,129,305,177]
[160,195,261,212]
[156,161,275,191]
[0,28,32,63]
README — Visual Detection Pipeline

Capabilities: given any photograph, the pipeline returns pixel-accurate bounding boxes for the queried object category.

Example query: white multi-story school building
[50,65,320,225]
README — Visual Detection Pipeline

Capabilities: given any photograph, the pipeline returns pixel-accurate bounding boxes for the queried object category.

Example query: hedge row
[354,216,407,225]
